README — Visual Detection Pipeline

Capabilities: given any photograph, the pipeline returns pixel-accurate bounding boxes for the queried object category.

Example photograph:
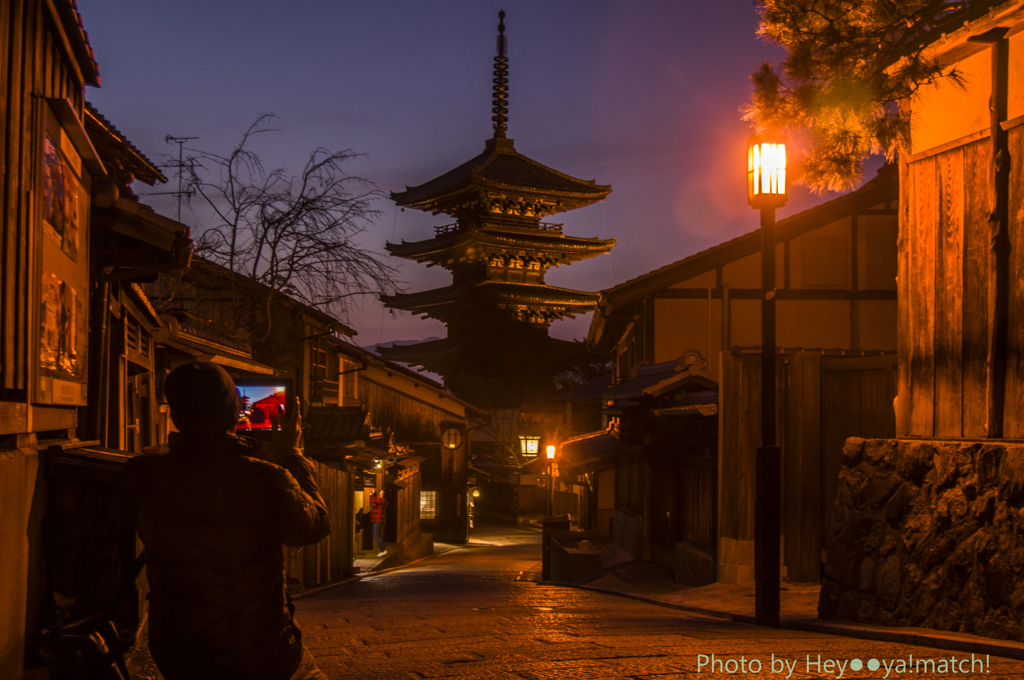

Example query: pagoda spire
[491,10,509,138]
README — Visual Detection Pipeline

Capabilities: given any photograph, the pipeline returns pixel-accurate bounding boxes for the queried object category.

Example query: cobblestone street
[295,524,1024,679]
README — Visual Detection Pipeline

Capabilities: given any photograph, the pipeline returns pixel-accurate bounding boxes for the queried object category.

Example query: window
[420,491,437,520]
[519,436,540,458]
[341,358,358,401]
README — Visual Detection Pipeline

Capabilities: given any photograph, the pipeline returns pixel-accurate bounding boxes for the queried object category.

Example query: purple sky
[80,1,861,346]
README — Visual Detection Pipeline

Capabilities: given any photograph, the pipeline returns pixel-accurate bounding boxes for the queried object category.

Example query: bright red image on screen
[237,385,286,431]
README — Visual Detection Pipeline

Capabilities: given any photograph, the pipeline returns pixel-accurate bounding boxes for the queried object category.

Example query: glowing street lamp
[546,445,557,516]
[748,134,786,629]
[748,136,787,210]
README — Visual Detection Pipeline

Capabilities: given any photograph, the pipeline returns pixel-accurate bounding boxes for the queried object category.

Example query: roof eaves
[84,103,167,184]
[594,169,898,327]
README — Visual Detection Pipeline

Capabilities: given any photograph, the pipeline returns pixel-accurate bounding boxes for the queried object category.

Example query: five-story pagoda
[379,11,614,408]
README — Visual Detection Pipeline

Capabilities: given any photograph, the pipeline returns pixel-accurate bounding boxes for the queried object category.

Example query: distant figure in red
[370,489,387,557]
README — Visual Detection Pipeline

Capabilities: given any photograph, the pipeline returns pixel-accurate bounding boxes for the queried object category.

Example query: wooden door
[820,355,896,551]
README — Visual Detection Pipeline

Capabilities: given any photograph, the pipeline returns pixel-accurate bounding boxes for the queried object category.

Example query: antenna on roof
[151,135,198,222]
[491,10,509,138]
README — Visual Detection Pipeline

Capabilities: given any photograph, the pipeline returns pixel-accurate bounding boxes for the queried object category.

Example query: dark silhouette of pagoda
[379,11,614,408]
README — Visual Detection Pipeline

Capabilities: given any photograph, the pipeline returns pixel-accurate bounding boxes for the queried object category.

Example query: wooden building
[0,3,205,669]
[894,3,1024,440]
[330,340,488,544]
[819,1,1024,639]
[379,12,613,409]
[585,168,900,585]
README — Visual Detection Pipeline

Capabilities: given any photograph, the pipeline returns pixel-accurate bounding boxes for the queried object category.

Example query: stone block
[864,474,904,512]
[882,481,915,526]
[837,590,861,621]
[976,445,1004,488]
[842,437,866,467]
[934,442,974,490]
[982,554,1013,606]
[875,553,902,612]
[1000,447,1024,501]
[858,556,876,592]
[896,440,935,485]
[935,487,968,526]
[863,438,897,468]
[818,578,842,618]
[821,438,1024,642]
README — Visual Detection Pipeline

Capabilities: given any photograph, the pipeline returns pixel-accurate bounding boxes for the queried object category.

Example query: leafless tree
[479,408,527,467]
[182,115,397,327]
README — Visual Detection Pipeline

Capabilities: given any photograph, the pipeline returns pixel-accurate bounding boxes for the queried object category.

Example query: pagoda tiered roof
[385,219,615,267]
[377,333,598,371]
[391,137,611,217]
[380,280,600,324]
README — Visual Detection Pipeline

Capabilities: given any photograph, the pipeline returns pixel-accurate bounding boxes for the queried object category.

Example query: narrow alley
[294,524,1024,679]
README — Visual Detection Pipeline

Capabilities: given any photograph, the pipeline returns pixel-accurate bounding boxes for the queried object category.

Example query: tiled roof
[381,280,601,311]
[385,226,614,262]
[603,361,678,400]
[392,138,610,206]
[561,429,620,463]
[85,103,166,185]
[58,1,100,86]
[304,407,368,440]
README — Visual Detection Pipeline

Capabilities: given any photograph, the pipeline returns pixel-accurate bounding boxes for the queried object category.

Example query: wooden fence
[287,461,353,588]
[720,350,896,583]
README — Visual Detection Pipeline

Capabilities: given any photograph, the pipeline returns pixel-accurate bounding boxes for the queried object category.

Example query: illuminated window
[519,436,540,458]
[420,491,437,520]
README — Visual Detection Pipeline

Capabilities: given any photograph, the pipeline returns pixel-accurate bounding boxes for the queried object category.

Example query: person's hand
[258,395,302,463]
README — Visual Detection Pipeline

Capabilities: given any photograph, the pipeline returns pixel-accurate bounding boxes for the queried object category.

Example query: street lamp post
[748,135,787,628]
[546,445,556,517]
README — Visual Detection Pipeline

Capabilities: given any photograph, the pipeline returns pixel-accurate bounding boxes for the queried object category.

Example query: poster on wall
[42,134,64,248]
[36,105,90,406]
[62,162,80,261]
[40,269,78,374]
[41,134,81,262]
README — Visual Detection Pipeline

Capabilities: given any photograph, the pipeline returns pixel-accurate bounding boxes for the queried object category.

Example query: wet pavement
[295,524,1024,679]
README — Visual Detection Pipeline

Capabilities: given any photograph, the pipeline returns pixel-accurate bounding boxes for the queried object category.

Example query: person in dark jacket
[118,361,330,680]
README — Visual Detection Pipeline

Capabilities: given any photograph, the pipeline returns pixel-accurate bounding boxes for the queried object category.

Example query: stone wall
[819,438,1024,641]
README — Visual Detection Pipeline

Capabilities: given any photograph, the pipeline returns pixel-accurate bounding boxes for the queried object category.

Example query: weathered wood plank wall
[1,0,86,394]
[294,462,351,588]
[935,150,964,437]
[962,141,991,438]
[900,133,1023,438]
[783,351,821,583]
[1005,127,1024,438]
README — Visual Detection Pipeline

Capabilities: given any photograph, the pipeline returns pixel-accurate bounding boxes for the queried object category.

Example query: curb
[291,545,463,601]
[542,581,1024,661]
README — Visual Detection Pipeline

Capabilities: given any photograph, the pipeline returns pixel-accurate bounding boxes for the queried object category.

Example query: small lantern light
[747,135,787,209]
[546,445,556,459]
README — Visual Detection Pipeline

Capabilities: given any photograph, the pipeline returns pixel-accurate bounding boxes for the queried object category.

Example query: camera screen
[236,384,287,432]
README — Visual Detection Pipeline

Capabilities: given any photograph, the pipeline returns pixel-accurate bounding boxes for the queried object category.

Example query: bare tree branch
[182,115,398,330]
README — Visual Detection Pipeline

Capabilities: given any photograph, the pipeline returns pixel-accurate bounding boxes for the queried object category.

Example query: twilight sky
[79,0,859,347]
